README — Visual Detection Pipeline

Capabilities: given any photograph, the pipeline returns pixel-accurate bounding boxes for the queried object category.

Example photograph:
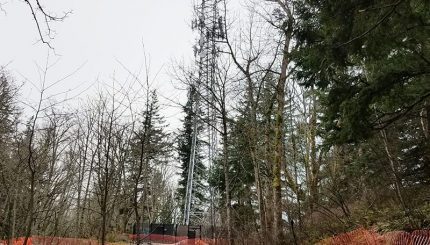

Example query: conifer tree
[294,0,430,143]
[130,89,171,241]
[176,86,206,223]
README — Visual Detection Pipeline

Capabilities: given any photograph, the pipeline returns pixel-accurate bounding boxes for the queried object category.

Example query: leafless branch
[23,0,71,49]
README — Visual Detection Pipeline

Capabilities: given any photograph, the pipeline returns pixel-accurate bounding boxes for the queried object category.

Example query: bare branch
[23,0,71,49]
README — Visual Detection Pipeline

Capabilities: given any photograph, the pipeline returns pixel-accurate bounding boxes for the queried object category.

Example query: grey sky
[0,0,198,129]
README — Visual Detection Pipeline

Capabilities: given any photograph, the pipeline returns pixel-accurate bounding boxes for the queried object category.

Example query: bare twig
[23,0,71,49]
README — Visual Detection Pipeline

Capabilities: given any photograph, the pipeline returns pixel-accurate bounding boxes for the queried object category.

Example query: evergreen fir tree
[294,0,430,143]
[129,90,171,227]
[176,86,206,223]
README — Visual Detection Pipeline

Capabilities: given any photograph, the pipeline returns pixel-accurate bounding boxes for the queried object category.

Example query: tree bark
[309,92,319,212]
[273,87,284,244]
[273,25,292,245]
[246,75,267,242]
[222,105,232,244]
[23,171,35,245]
[380,130,407,212]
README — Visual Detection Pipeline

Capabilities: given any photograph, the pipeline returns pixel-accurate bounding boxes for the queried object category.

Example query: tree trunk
[246,75,266,242]
[273,30,292,245]
[76,128,91,236]
[101,112,114,245]
[273,94,284,244]
[133,183,142,244]
[6,196,13,244]
[133,118,149,245]
[81,151,96,237]
[11,193,16,244]
[222,112,232,244]
[251,149,266,242]
[309,92,319,212]
[380,130,407,212]
[420,102,429,139]
[23,171,35,245]
[264,120,274,244]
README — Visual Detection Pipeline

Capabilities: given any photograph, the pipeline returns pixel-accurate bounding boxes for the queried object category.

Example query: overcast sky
[0,0,202,129]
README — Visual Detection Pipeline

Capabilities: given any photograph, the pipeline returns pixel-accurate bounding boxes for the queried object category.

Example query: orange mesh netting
[319,228,430,245]
[0,237,98,245]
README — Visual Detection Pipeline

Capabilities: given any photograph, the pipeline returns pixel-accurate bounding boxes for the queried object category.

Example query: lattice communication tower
[183,0,225,227]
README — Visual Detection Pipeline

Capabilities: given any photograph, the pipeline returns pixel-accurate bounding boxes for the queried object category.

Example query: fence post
[162,224,165,243]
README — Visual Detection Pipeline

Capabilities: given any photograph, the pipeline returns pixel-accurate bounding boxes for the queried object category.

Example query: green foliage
[294,0,430,143]
[176,86,206,219]
[133,90,171,162]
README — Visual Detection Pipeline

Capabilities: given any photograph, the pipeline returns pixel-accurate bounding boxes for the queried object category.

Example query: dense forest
[0,0,429,244]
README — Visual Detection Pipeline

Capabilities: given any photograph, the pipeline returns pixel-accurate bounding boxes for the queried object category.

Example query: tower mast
[183,0,225,226]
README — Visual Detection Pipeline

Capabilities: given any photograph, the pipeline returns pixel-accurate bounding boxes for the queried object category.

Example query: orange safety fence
[0,235,214,245]
[0,237,98,245]
[319,228,430,245]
